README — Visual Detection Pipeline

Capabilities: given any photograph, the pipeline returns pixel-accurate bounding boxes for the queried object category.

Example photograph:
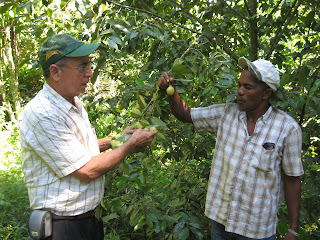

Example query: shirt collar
[260,105,273,124]
[238,105,274,124]
[43,82,83,113]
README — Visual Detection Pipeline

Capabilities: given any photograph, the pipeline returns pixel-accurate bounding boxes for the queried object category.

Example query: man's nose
[237,86,244,95]
[85,67,93,77]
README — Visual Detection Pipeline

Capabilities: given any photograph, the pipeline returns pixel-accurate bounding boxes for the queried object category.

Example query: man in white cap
[20,34,157,240]
[157,57,303,240]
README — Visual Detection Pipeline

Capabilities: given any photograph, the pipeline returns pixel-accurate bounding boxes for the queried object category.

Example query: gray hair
[43,57,68,80]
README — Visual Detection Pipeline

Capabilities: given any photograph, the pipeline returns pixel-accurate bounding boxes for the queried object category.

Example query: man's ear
[263,88,273,100]
[49,64,61,82]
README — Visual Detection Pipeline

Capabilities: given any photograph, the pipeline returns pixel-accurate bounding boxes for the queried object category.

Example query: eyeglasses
[64,61,95,73]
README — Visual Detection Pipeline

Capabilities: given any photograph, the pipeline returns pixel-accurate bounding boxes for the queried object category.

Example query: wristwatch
[288,229,299,237]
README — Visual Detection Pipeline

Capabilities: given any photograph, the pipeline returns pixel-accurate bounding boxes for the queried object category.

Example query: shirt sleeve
[282,124,304,176]
[191,103,230,132]
[28,115,93,178]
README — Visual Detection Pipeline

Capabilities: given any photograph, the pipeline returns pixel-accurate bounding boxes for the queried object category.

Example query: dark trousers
[47,216,104,240]
[211,220,276,240]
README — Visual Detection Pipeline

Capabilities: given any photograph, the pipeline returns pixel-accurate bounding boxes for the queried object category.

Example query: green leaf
[146,215,154,228]
[297,66,310,87]
[173,221,185,234]
[191,187,204,196]
[163,215,177,223]
[147,209,162,222]
[170,197,186,207]
[281,73,294,86]
[130,207,141,226]
[139,172,146,185]
[110,35,123,45]
[100,29,114,35]
[179,227,189,240]
[110,199,122,212]
[128,30,139,39]
[102,213,119,223]
[173,58,184,67]
[150,116,168,130]
[114,23,128,32]
[128,173,139,181]
[190,227,203,240]
[155,132,167,142]
[104,39,118,50]
[160,220,167,232]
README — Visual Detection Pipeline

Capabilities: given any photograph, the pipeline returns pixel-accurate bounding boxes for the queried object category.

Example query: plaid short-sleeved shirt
[191,103,303,239]
[19,83,104,216]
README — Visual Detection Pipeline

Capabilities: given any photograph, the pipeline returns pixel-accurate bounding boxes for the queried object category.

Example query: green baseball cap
[39,33,100,70]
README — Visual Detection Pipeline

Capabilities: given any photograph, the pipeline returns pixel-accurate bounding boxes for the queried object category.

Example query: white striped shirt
[19,83,104,216]
[191,103,303,238]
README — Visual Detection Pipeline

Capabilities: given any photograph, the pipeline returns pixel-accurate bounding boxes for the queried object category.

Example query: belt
[51,210,94,220]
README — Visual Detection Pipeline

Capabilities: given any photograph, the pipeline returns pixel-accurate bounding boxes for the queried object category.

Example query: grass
[0,169,30,240]
[0,114,30,240]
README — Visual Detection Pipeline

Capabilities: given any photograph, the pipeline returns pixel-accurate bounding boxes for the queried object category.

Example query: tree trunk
[0,18,20,122]
[246,0,259,60]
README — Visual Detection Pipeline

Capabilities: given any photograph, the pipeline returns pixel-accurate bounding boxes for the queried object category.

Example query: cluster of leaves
[88,94,215,239]
[0,170,29,240]
[0,110,29,240]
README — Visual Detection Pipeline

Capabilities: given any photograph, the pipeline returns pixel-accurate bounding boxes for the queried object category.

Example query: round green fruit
[149,126,157,131]
[166,85,174,96]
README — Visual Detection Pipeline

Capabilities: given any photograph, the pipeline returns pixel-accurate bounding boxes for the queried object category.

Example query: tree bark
[0,18,20,122]
[246,0,258,60]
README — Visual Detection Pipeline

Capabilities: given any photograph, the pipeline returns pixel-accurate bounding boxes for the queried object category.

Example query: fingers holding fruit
[157,72,175,96]
[131,128,158,148]
[157,72,174,90]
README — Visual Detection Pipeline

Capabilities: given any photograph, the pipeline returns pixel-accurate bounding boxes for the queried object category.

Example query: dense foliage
[0,0,319,239]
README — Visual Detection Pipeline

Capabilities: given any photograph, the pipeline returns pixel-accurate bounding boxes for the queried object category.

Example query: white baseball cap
[238,57,280,91]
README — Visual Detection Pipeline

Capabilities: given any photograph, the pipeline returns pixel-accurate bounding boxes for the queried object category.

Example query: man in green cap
[19,34,158,240]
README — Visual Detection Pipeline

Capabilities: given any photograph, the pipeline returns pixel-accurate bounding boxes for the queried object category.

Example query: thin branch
[223,1,249,22]
[244,0,258,60]
[137,0,153,12]
[169,1,238,61]
[260,0,284,29]
[266,0,301,59]
[105,0,197,35]
[105,0,239,61]
[240,17,251,55]
[135,0,178,39]
[299,65,320,126]
[243,0,252,16]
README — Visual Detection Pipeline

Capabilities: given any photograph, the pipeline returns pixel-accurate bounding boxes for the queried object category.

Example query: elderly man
[20,34,157,240]
[157,57,303,240]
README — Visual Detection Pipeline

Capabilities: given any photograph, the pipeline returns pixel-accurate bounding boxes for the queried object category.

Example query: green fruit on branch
[110,139,122,149]
[166,85,174,96]
[110,133,132,149]
[131,121,144,129]
[149,126,157,131]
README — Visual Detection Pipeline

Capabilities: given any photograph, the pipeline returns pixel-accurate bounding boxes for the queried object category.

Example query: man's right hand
[129,128,158,148]
[157,72,174,90]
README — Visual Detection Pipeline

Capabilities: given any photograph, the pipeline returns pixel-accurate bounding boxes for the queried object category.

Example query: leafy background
[0,0,319,239]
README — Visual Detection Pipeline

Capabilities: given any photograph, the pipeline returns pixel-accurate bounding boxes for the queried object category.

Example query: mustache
[237,97,245,102]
